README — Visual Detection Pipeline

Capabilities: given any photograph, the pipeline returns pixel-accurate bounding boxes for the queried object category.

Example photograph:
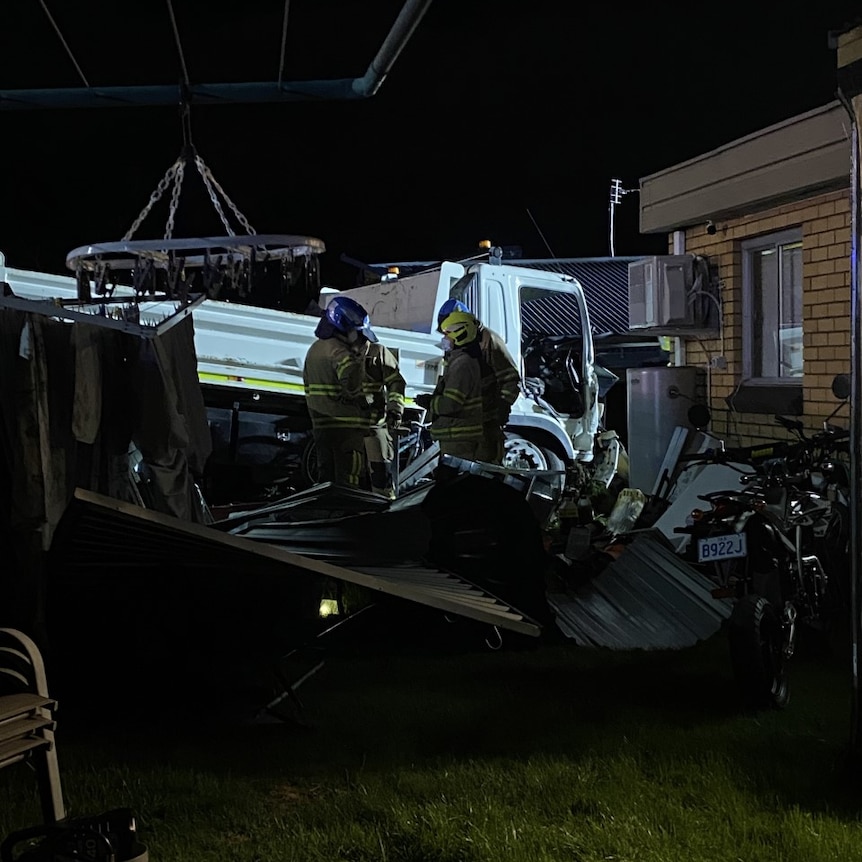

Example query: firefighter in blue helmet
[435,299,521,464]
[302,295,377,489]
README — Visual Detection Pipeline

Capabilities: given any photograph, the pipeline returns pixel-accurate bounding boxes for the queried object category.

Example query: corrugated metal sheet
[549,532,732,650]
[216,486,732,652]
[55,483,733,651]
[219,475,555,636]
[513,257,640,337]
[55,488,542,637]
[520,291,585,339]
[215,481,435,562]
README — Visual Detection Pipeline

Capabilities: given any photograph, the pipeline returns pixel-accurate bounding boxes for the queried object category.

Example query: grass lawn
[2,602,862,861]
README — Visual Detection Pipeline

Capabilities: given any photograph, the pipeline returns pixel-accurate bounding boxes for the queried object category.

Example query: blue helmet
[437,298,471,332]
[325,295,378,343]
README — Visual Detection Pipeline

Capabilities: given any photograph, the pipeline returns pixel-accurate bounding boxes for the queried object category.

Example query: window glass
[744,233,803,381]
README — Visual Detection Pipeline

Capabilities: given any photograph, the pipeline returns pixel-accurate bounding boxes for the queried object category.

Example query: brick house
[636,100,852,445]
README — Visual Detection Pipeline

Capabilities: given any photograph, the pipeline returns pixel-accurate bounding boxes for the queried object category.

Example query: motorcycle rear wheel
[727,594,790,710]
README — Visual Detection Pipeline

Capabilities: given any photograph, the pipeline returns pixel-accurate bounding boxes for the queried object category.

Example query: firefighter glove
[415,393,433,410]
[386,411,401,431]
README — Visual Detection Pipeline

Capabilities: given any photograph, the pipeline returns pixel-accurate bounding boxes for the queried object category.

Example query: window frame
[740,227,804,386]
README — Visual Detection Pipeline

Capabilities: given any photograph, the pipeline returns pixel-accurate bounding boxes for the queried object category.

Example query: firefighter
[362,339,406,498]
[302,295,377,489]
[435,299,521,464]
[418,310,495,465]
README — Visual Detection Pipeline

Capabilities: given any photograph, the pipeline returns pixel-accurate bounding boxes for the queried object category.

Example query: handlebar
[676,440,823,487]
[775,415,804,434]
[813,427,849,446]
[773,413,849,448]
[674,417,848,498]
[676,440,793,466]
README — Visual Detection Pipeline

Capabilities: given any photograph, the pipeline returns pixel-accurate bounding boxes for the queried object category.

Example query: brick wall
[670,189,851,447]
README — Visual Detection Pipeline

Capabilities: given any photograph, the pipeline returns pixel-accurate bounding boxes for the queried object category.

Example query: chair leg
[34,741,65,823]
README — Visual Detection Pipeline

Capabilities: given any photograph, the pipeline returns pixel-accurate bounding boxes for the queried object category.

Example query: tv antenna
[609,178,638,257]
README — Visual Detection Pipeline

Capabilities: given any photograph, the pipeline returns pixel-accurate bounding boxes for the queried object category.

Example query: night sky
[2,1,860,288]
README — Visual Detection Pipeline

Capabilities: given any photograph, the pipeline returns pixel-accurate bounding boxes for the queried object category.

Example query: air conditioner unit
[628,255,718,334]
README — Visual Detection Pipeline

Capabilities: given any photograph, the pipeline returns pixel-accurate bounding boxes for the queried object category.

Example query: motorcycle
[670,377,850,710]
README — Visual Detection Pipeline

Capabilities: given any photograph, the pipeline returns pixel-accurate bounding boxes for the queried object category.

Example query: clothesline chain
[122,152,257,242]
[195,154,257,237]
[165,160,185,239]
[122,159,182,241]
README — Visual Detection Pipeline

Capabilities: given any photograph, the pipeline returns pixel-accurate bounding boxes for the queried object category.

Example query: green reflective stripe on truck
[200,371,424,406]
[199,372,306,393]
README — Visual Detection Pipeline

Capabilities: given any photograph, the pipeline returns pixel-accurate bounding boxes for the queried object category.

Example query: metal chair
[0,627,65,823]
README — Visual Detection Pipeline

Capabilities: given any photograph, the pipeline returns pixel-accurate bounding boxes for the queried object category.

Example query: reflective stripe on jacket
[429,346,483,441]
[478,324,521,422]
[362,342,406,424]
[303,336,367,430]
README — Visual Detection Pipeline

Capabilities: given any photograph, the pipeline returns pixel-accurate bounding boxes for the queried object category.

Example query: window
[519,285,587,418]
[742,229,803,382]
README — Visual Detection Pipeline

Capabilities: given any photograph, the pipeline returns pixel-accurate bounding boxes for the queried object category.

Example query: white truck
[0,244,605,503]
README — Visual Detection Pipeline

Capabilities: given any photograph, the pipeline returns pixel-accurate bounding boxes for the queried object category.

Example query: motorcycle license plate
[697,533,747,563]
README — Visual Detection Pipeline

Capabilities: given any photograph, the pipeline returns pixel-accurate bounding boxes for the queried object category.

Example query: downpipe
[836,75,861,758]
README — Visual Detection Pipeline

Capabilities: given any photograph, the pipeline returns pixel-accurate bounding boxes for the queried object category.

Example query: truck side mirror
[687,404,711,430]
[831,373,851,401]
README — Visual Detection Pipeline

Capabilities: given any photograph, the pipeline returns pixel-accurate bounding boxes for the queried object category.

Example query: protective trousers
[365,424,395,497]
[482,422,505,466]
[312,427,368,490]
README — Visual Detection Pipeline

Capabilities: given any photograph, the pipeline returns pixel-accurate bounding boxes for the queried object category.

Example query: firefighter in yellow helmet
[435,299,520,464]
[424,310,499,464]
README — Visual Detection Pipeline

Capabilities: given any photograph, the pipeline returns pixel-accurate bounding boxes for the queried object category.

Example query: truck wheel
[298,437,320,489]
[727,594,789,711]
[540,449,565,472]
[503,435,562,472]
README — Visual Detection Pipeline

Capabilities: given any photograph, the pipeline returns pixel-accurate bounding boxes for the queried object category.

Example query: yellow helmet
[439,311,478,347]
